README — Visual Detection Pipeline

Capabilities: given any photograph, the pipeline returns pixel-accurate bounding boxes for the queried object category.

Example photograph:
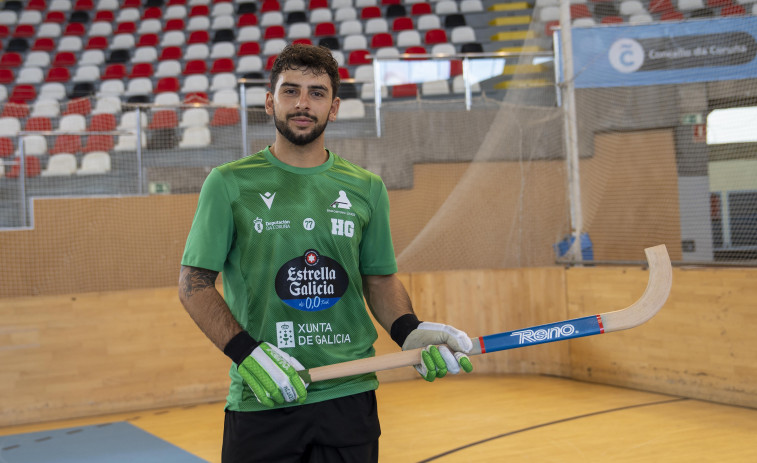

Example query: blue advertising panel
[556,17,757,88]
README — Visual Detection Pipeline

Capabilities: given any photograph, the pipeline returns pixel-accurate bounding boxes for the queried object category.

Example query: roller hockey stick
[298,244,672,383]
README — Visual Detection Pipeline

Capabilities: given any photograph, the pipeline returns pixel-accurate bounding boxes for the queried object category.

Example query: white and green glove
[391,314,474,382]
[224,331,308,407]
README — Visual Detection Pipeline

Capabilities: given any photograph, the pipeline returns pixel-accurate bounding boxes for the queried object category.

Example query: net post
[18,135,27,226]
[558,0,585,263]
[239,80,249,159]
[373,57,382,138]
[135,107,144,195]
[462,55,472,111]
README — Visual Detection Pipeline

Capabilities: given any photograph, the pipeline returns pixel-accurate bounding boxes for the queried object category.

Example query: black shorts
[222,391,381,463]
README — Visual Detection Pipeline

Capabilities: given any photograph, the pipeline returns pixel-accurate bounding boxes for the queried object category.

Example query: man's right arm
[178,265,243,352]
[178,264,309,406]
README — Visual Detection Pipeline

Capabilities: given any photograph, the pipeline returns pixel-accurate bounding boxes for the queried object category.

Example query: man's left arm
[362,274,473,381]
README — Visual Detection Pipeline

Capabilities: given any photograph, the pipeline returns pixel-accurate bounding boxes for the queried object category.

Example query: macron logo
[260,192,276,210]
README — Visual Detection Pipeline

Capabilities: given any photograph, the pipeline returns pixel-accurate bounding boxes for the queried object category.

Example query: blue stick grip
[480,315,605,353]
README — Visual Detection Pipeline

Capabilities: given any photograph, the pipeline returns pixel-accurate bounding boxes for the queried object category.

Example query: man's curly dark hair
[269,44,341,99]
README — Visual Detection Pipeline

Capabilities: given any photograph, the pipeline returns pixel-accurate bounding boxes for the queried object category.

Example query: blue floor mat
[0,422,208,463]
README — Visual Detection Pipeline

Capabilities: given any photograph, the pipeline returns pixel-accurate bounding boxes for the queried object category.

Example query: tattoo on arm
[180,266,219,298]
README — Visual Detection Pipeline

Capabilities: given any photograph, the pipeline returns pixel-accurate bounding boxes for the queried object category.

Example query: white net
[2,10,757,301]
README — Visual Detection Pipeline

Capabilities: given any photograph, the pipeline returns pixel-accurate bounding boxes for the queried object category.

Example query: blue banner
[556,17,757,88]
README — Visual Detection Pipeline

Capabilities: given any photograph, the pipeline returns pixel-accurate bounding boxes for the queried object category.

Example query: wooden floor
[2,375,756,462]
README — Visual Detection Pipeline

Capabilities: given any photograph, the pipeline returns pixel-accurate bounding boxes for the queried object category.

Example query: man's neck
[269,138,328,168]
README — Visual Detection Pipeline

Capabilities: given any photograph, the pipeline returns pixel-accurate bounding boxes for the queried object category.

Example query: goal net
[2,15,757,300]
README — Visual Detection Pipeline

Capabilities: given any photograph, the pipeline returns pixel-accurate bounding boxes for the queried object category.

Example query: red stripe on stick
[596,315,605,334]
[479,337,486,354]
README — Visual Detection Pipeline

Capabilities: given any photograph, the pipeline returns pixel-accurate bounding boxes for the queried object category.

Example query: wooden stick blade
[299,244,672,383]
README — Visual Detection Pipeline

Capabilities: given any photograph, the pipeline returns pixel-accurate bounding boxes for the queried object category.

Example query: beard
[272,108,329,146]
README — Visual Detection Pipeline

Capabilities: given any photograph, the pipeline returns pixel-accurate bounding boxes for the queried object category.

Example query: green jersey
[181,147,398,411]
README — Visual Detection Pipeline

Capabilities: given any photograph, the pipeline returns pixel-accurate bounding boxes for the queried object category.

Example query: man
[179,44,473,463]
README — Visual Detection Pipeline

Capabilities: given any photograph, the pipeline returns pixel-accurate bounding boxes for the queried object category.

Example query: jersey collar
[264,146,335,175]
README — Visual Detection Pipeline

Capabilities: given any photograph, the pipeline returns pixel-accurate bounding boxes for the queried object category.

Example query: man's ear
[329,97,341,122]
[264,91,274,116]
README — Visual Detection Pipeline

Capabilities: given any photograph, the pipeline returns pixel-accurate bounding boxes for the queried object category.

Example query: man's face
[266,68,340,146]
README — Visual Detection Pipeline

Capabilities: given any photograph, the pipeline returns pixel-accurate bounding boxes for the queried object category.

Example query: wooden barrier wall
[2,266,755,427]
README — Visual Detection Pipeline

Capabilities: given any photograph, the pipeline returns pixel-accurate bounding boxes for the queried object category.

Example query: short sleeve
[181,168,235,272]
[359,178,398,275]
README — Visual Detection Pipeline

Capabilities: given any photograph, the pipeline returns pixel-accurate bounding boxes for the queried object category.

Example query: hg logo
[511,323,576,344]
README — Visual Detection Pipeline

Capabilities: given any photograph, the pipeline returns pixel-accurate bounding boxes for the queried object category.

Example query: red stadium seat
[74,0,94,9]
[156,77,180,93]
[159,46,182,61]
[348,50,371,65]
[53,52,77,67]
[309,0,328,9]
[50,135,82,154]
[63,97,91,115]
[649,0,675,13]
[411,3,432,15]
[238,14,258,27]
[314,22,336,37]
[0,69,14,84]
[86,36,108,49]
[211,58,234,73]
[6,156,41,178]
[570,4,591,18]
[265,25,286,40]
[544,20,559,37]
[10,85,36,103]
[720,4,745,15]
[659,10,684,20]
[149,110,179,129]
[32,38,56,51]
[28,0,48,10]
[89,113,117,131]
[0,25,8,39]
[14,25,36,39]
[94,10,114,22]
[44,11,66,22]
[391,83,418,98]
[0,137,14,157]
[142,7,162,19]
[265,55,278,71]
[371,33,393,48]
[190,5,210,16]
[392,17,414,31]
[404,46,427,59]
[64,23,87,36]
[239,42,261,56]
[361,6,382,19]
[83,134,114,152]
[116,22,137,34]
[24,117,53,132]
[164,19,185,31]
[424,29,448,45]
[184,93,209,104]
[1,103,29,118]
[338,67,350,79]
[183,60,207,75]
[138,33,159,47]
[188,30,210,44]
[293,38,312,45]
[129,62,154,78]
[122,0,140,7]
[261,0,281,12]
[601,15,624,23]
[103,64,127,80]
[0,53,22,68]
